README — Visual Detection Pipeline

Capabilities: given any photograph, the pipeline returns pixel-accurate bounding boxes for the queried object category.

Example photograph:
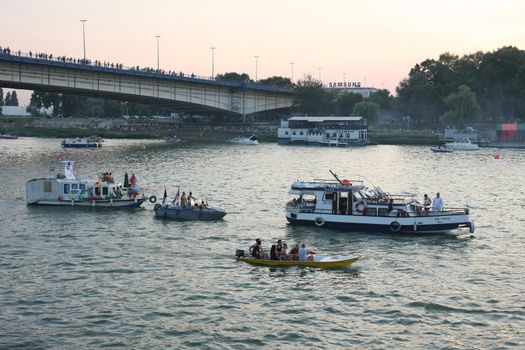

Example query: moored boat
[430,145,454,153]
[164,135,181,143]
[26,159,152,208]
[318,139,348,147]
[285,171,475,234]
[228,134,259,145]
[444,137,479,151]
[61,137,102,148]
[0,134,18,139]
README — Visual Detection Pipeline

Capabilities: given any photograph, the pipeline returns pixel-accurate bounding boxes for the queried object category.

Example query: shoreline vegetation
[0,116,441,145]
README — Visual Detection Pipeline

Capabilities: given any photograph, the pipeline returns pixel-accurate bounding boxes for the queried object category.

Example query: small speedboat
[0,134,18,139]
[61,138,102,148]
[154,203,227,220]
[444,137,479,151]
[228,134,258,145]
[236,251,361,268]
[164,135,181,143]
[318,139,348,147]
[431,145,454,153]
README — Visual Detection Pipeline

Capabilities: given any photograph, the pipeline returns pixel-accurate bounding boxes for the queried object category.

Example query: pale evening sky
[2,0,524,104]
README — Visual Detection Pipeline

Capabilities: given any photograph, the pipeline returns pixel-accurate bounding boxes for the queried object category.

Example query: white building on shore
[278,116,370,146]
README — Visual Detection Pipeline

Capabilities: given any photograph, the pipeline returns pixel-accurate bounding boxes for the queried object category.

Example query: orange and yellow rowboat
[238,255,361,268]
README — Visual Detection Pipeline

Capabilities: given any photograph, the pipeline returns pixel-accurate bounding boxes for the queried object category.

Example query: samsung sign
[328,82,361,88]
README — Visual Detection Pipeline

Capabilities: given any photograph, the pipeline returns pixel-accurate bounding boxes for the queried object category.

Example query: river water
[1,138,524,349]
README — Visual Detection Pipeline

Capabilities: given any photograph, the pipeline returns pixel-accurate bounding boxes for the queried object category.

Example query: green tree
[440,85,481,128]
[258,76,293,88]
[4,92,11,106]
[293,75,335,115]
[369,89,393,111]
[216,72,251,82]
[8,91,19,106]
[0,88,3,115]
[352,101,380,123]
[334,92,362,115]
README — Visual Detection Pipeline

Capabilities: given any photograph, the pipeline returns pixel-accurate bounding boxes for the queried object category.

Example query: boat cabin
[288,180,419,217]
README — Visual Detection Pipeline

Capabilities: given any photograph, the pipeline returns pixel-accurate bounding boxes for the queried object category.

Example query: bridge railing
[0,48,293,94]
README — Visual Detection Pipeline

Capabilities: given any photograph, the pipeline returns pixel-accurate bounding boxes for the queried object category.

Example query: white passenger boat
[228,134,259,145]
[26,159,153,208]
[285,171,475,234]
[61,137,102,148]
[444,137,479,151]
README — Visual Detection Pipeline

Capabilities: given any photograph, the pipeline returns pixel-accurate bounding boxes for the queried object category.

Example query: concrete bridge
[0,51,293,117]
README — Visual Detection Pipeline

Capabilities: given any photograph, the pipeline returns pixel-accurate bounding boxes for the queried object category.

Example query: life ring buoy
[390,221,401,232]
[149,195,157,203]
[314,217,325,227]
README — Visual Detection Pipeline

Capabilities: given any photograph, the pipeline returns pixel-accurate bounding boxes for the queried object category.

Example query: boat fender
[390,221,401,232]
[469,221,475,234]
[314,217,325,227]
[149,195,157,203]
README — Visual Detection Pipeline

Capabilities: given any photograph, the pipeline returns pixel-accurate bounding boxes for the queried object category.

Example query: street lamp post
[290,62,294,82]
[318,67,322,81]
[343,73,346,84]
[254,56,259,81]
[210,47,216,79]
[80,19,87,60]
[155,35,161,70]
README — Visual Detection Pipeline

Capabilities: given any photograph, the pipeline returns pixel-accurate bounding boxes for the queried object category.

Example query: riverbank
[1,116,441,145]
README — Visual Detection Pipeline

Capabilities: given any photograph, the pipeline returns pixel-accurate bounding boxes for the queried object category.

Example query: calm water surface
[1,138,524,349]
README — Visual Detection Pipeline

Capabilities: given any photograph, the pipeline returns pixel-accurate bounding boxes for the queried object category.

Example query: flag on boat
[172,187,180,204]
[162,188,167,206]
[63,160,75,180]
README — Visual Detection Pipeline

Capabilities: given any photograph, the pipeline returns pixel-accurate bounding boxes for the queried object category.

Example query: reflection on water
[1,137,524,348]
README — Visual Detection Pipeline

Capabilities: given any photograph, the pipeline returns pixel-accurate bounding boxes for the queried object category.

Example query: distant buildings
[324,81,379,98]
[1,106,31,116]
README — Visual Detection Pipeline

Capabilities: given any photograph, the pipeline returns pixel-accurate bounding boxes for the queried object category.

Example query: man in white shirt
[432,192,443,211]
[298,244,307,261]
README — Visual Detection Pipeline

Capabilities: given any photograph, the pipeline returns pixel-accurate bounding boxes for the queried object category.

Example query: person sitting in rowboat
[298,244,315,262]
[249,238,262,259]
[288,244,300,261]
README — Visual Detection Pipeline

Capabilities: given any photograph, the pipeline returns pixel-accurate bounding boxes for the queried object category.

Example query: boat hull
[154,204,226,220]
[239,256,360,268]
[286,212,473,234]
[62,143,101,148]
[29,198,144,208]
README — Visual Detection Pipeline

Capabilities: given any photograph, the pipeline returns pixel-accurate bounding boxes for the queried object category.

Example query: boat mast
[329,170,343,185]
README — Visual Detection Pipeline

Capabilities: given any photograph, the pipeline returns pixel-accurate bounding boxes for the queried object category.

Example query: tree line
[4,45,525,127]
[0,88,19,108]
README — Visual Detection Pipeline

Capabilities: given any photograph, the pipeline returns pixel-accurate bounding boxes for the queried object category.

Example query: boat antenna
[329,170,343,185]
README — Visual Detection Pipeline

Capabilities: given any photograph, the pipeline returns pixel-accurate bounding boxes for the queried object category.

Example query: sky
[2,0,524,105]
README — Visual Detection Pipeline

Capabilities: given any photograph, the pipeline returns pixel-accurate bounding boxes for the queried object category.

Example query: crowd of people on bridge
[0,45,207,80]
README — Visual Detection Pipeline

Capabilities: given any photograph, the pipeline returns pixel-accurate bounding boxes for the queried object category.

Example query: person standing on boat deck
[423,194,431,214]
[180,192,188,207]
[187,192,196,206]
[432,192,443,211]
[388,198,394,213]
[249,238,262,258]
